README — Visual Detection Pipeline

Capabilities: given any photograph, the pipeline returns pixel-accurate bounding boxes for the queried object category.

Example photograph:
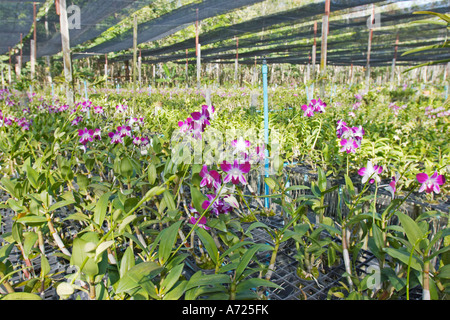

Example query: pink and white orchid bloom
[199,165,221,189]
[340,138,359,154]
[220,160,251,185]
[358,160,383,184]
[416,171,446,194]
[108,130,123,144]
[78,128,94,145]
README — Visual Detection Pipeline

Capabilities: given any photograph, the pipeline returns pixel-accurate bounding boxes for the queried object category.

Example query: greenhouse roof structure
[1,0,449,67]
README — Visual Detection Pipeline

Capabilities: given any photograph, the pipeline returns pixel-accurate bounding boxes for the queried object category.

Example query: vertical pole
[234,36,239,82]
[138,49,142,86]
[185,49,189,87]
[262,58,270,209]
[350,62,353,87]
[390,34,399,84]
[195,8,199,57]
[84,80,90,119]
[104,54,108,85]
[8,48,12,84]
[132,14,137,113]
[30,40,36,80]
[31,2,37,80]
[312,21,317,79]
[58,0,74,105]
[197,43,201,89]
[366,4,375,92]
[320,0,330,97]
[1,68,4,89]
[18,33,23,79]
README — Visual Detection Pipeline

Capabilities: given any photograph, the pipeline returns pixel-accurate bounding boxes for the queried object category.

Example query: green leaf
[396,212,425,251]
[317,167,327,192]
[116,261,162,294]
[123,198,139,214]
[236,278,282,293]
[190,186,207,214]
[17,215,47,224]
[264,177,277,191]
[383,247,423,271]
[159,220,182,264]
[160,263,184,294]
[119,246,135,278]
[436,264,450,279]
[70,237,99,277]
[285,185,310,192]
[185,271,231,292]
[23,231,38,259]
[95,240,115,260]
[25,165,40,190]
[1,292,42,300]
[344,175,355,197]
[236,244,272,280]
[48,199,75,213]
[148,163,157,185]
[163,190,176,212]
[93,191,112,226]
[413,11,450,23]
[40,254,51,278]
[118,215,137,234]
[120,157,134,179]
[194,227,218,265]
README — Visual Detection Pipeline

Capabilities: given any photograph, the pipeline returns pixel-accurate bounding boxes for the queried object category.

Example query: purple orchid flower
[301,104,315,117]
[108,130,123,144]
[220,160,251,185]
[201,194,232,217]
[78,127,94,145]
[199,165,221,189]
[416,171,446,194]
[358,160,383,184]
[117,125,132,137]
[385,172,400,199]
[188,206,210,230]
[339,138,359,154]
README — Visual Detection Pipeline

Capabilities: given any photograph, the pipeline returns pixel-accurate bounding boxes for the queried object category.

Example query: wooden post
[30,39,36,80]
[320,0,330,97]
[31,2,37,80]
[58,0,74,105]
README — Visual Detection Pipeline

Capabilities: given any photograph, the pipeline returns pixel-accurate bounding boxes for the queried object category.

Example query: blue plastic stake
[445,85,448,100]
[262,59,270,209]
[51,83,54,101]
[149,85,152,97]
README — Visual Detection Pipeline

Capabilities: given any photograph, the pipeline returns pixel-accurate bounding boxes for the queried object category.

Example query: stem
[342,226,353,289]
[265,238,280,281]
